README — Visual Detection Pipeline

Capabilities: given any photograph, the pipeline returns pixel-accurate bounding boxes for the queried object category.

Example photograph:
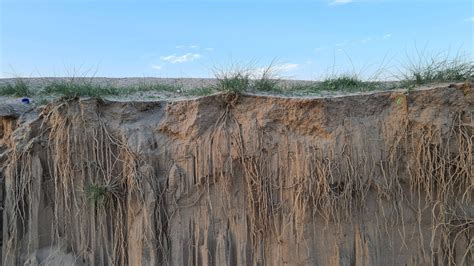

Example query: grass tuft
[0,79,33,97]
[1,53,472,99]
[318,75,374,92]
[214,68,252,93]
[252,64,281,92]
[85,184,108,205]
[401,53,473,86]
[282,75,379,94]
[44,82,122,97]
[85,181,122,206]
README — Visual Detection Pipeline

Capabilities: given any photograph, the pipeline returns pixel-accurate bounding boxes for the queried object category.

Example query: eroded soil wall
[1,84,473,265]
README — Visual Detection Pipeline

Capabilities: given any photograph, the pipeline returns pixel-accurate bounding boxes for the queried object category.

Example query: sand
[0,81,472,265]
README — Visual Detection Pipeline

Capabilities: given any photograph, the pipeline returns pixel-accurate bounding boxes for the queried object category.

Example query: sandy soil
[1,82,472,265]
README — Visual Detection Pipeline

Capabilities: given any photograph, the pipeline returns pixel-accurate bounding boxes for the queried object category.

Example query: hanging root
[198,102,473,264]
[2,95,472,265]
[3,99,169,265]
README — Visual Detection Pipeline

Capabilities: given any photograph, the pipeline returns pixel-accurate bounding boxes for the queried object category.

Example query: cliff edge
[0,83,473,265]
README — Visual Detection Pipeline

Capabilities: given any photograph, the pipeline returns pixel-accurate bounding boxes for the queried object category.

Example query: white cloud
[204,47,214,52]
[160,53,202,63]
[189,45,200,49]
[329,0,353,6]
[151,64,163,70]
[175,45,186,49]
[465,17,474,22]
[383,33,392,39]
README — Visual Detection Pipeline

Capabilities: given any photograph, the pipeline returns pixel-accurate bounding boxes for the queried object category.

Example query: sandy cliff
[0,83,473,265]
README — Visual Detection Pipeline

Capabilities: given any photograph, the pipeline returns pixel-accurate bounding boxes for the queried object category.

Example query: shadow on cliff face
[1,83,473,265]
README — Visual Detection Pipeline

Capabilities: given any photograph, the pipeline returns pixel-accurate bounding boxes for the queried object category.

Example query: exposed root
[2,95,472,265]
[3,99,169,265]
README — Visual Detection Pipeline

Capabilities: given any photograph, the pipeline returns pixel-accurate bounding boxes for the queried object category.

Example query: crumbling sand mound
[1,83,473,265]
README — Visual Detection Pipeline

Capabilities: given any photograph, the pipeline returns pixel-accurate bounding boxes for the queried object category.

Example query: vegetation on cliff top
[0,55,472,100]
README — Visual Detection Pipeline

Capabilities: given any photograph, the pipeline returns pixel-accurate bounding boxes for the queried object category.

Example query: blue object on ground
[21,98,30,104]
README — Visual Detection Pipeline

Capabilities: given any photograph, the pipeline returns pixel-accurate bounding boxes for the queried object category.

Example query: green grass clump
[85,182,122,206]
[44,82,122,97]
[85,184,108,205]
[252,64,281,92]
[318,75,373,92]
[0,79,33,97]
[401,54,473,86]
[253,77,280,92]
[282,75,378,94]
[253,79,284,93]
[215,69,251,93]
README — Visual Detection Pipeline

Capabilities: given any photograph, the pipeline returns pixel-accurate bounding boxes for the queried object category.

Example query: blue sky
[1,0,473,80]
